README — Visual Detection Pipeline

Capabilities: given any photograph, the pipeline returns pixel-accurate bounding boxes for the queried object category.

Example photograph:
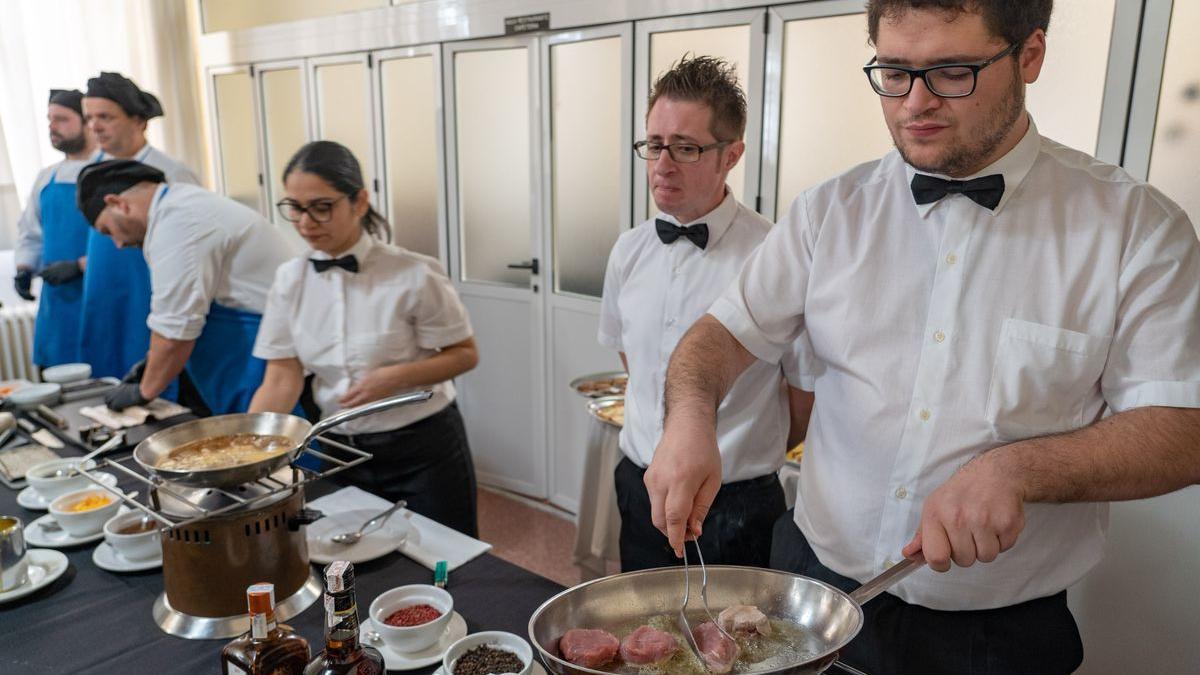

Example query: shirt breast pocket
[985,318,1112,441]
[346,329,416,369]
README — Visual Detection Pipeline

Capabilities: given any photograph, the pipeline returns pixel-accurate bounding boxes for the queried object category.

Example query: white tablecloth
[572,417,623,579]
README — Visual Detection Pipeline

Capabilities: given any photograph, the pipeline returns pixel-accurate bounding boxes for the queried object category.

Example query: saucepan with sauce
[133,390,434,488]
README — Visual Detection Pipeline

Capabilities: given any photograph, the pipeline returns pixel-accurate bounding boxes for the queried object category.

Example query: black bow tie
[910,173,1005,211]
[310,255,359,273]
[655,219,709,250]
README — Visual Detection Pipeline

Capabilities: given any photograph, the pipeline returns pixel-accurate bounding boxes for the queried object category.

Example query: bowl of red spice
[369,584,455,653]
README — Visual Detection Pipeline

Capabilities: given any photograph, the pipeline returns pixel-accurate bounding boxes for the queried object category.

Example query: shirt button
[919,409,931,421]
[666,318,676,327]
[946,253,958,265]
[895,487,908,499]
[933,329,946,343]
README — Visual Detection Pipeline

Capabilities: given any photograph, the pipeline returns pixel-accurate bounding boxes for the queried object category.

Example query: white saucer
[92,541,162,572]
[308,508,413,565]
[361,610,468,670]
[432,660,548,675]
[16,471,119,510]
[0,549,70,604]
[24,506,128,548]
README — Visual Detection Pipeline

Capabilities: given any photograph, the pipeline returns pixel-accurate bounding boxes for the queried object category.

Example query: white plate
[307,508,413,565]
[17,471,119,511]
[0,549,70,604]
[25,506,128,548]
[431,658,548,675]
[362,610,467,670]
[92,541,162,573]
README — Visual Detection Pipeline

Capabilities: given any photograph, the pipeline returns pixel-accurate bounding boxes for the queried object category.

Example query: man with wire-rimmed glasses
[646,1,1200,672]
[598,55,813,572]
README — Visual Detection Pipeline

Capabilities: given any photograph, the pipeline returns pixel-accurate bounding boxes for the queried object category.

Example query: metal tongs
[677,538,738,671]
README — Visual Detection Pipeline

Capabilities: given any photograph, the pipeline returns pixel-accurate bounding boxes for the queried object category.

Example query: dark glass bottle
[220,582,311,674]
[304,561,385,675]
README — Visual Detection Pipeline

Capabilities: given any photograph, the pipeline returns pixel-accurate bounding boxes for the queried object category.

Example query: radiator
[0,304,38,382]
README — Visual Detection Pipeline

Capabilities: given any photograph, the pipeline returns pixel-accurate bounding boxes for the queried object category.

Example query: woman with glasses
[249,140,480,536]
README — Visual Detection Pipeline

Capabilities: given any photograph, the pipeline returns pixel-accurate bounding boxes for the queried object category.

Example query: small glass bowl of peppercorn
[443,631,533,675]
[370,584,455,653]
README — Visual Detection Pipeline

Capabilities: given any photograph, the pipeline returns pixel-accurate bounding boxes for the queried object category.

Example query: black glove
[104,382,150,411]
[39,260,83,286]
[121,359,148,384]
[14,269,34,301]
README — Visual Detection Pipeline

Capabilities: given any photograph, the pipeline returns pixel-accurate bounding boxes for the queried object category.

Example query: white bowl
[26,458,99,501]
[443,631,534,675]
[48,488,122,537]
[369,584,455,654]
[8,382,61,408]
[41,363,92,384]
[103,511,161,561]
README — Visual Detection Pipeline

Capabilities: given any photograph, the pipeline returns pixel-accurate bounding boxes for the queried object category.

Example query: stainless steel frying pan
[133,390,433,488]
[529,559,919,675]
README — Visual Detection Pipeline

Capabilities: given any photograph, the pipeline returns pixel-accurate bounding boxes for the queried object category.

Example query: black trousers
[769,510,1084,675]
[323,403,478,537]
[614,456,785,571]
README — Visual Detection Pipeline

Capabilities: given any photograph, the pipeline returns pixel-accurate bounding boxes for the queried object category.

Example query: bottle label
[226,663,247,675]
[251,612,272,639]
[325,593,337,629]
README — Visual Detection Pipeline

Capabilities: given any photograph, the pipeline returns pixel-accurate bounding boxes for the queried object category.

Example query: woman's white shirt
[253,233,474,434]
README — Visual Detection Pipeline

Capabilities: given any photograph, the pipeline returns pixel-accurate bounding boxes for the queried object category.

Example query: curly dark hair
[867,0,1052,47]
[647,54,747,141]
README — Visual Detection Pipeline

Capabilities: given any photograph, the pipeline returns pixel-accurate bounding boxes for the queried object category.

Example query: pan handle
[300,390,435,450]
[848,556,924,605]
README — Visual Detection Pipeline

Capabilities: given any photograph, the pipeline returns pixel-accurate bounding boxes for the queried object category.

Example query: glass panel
[776,13,892,214]
[1026,0,1117,154]
[202,0,387,33]
[380,55,440,258]
[314,62,371,180]
[648,25,751,215]
[454,48,531,285]
[260,67,307,228]
[1148,0,1200,232]
[212,71,260,211]
[551,37,623,298]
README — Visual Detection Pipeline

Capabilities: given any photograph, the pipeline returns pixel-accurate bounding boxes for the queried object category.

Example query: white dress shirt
[599,191,804,483]
[709,119,1200,610]
[104,144,200,186]
[14,151,102,269]
[143,183,295,341]
[253,233,474,434]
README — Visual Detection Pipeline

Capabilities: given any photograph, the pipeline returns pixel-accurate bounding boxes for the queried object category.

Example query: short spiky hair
[867,0,1052,47]
[647,55,747,141]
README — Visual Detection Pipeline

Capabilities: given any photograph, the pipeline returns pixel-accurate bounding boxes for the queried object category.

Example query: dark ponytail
[282,140,391,242]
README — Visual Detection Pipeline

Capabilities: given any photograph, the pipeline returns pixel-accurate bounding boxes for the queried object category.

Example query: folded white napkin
[307,485,492,572]
[79,399,191,429]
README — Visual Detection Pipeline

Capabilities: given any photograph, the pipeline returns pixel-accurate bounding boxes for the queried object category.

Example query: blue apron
[31,170,91,367]
[185,303,266,415]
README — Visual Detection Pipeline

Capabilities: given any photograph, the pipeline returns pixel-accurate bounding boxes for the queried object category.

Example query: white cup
[103,512,161,561]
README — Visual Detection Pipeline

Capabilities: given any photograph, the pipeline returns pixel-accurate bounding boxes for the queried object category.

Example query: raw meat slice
[619,625,678,665]
[717,605,772,637]
[559,628,620,668]
[692,621,739,674]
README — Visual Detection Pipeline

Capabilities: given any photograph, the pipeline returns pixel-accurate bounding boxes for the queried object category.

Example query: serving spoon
[49,433,125,478]
[330,500,407,545]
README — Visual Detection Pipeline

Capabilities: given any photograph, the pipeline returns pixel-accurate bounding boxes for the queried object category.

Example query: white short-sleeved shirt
[14,152,103,269]
[599,191,805,483]
[143,183,296,340]
[253,233,474,434]
[709,119,1200,610]
[103,144,201,186]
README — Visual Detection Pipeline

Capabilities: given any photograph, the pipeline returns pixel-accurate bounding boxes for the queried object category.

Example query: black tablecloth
[0,407,565,674]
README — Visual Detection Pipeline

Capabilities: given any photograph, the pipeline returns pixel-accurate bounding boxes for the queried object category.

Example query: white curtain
[0,0,209,247]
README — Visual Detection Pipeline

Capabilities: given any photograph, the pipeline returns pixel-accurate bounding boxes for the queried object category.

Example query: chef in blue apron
[13,89,98,367]
[75,160,294,415]
[78,72,200,381]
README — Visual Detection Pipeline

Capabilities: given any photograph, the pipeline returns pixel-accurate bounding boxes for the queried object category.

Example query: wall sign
[505,12,549,34]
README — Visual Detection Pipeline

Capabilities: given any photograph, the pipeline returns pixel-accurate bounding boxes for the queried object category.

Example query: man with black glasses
[645,2,1200,672]
[597,55,812,571]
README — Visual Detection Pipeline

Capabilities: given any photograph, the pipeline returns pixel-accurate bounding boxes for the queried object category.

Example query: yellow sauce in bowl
[67,494,113,512]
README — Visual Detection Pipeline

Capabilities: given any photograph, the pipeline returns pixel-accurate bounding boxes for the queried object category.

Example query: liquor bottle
[220,582,311,674]
[304,561,384,674]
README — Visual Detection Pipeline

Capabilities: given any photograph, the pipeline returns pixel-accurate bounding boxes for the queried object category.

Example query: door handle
[506,258,539,275]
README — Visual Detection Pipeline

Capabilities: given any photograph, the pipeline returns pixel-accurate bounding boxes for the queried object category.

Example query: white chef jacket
[252,233,474,434]
[709,118,1200,610]
[599,191,808,483]
[14,151,103,269]
[102,143,200,186]
[143,183,295,341]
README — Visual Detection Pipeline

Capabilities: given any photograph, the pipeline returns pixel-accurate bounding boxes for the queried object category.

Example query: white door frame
[306,52,380,207]
[205,63,267,215]
[253,58,312,225]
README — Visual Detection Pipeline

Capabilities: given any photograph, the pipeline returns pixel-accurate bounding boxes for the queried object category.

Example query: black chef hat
[76,159,166,225]
[85,72,163,119]
[48,89,84,117]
